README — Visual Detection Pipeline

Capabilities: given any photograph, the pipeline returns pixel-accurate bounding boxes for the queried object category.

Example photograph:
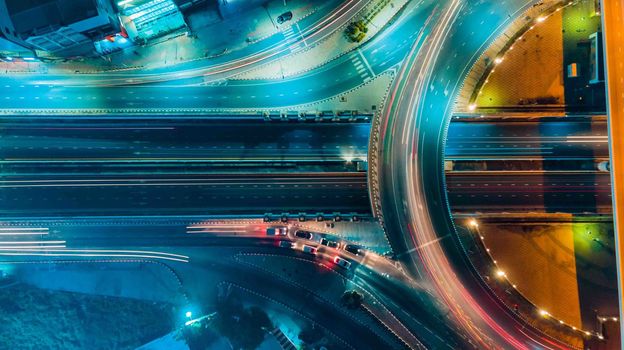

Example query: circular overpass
[371,0,587,348]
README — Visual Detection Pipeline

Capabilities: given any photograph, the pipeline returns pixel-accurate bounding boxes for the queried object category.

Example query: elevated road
[0,118,372,217]
[376,0,578,348]
[602,0,624,343]
[0,172,370,216]
[446,119,608,160]
[446,172,612,214]
[0,117,370,174]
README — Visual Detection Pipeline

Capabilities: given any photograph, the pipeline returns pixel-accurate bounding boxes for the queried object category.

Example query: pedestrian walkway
[234,0,410,80]
[349,49,375,83]
[270,328,297,350]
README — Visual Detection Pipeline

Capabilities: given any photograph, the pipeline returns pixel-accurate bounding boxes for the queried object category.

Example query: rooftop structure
[0,0,119,56]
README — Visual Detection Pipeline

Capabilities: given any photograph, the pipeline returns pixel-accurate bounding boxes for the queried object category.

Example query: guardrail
[262,212,372,223]
[0,109,373,122]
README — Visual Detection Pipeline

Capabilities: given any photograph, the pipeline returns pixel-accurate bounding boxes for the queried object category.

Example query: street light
[469,218,478,228]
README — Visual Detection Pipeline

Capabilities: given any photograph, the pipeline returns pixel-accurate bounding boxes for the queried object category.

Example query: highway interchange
[0,0,613,349]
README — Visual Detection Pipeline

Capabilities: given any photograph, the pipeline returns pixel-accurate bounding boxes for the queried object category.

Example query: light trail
[0,241,65,245]
[0,227,48,231]
[0,252,189,263]
[0,245,66,249]
[0,248,190,263]
[37,0,369,87]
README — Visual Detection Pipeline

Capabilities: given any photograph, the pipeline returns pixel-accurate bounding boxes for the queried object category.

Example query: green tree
[340,290,363,309]
[298,323,323,345]
[215,302,273,350]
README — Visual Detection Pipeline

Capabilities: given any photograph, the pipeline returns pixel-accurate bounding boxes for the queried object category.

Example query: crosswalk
[349,49,375,83]
[270,327,297,350]
[281,25,306,54]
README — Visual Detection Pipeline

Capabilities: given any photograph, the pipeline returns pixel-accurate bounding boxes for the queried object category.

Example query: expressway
[0,117,370,174]
[445,119,611,214]
[446,119,608,160]
[0,118,372,217]
[0,173,369,217]
[446,172,612,214]
[377,0,580,348]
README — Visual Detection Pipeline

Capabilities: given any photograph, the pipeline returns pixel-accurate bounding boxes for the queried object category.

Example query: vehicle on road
[295,230,314,240]
[598,160,610,172]
[301,245,317,255]
[333,256,351,269]
[266,226,288,236]
[320,238,339,248]
[344,244,363,256]
[278,240,294,248]
[277,11,293,24]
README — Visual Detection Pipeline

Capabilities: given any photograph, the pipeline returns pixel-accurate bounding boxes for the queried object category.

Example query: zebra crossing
[281,25,298,43]
[270,327,297,350]
[349,49,375,83]
[281,25,306,54]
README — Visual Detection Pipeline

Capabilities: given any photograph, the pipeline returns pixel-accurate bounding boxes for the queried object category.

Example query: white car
[266,226,288,236]
[597,161,610,172]
[301,245,318,255]
[333,256,351,269]
[278,241,294,249]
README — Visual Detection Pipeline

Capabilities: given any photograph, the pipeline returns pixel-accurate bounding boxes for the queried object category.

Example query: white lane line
[0,245,65,249]
[0,252,189,263]
[0,240,65,245]
[357,48,375,77]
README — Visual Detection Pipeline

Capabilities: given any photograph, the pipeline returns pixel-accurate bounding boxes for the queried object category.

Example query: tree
[214,301,274,350]
[298,323,323,345]
[340,290,363,309]
[179,320,218,350]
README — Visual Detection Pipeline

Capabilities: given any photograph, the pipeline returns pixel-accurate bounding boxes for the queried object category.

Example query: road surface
[377,0,577,348]
[446,119,608,160]
[446,172,612,214]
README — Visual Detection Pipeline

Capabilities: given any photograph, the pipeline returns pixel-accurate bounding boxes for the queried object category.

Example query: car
[295,230,313,240]
[276,11,293,24]
[278,240,294,248]
[598,160,610,172]
[301,245,317,255]
[333,256,351,269]
[344,244,362,256]
[320,238,339,248]
[266,226,288,236]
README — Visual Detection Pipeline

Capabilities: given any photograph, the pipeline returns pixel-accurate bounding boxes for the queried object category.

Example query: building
[117,0,186,43]
[0,0,35,58]
[0,0,120,57]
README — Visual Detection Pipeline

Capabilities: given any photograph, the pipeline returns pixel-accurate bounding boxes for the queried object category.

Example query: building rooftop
[6,0,98,36]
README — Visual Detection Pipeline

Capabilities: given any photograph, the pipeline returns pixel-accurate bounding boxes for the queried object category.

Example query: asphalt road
[377,0,577,348]
[0,218,448,348]
[0,173,370,217]
[446,172,612,214]
[0,117,370,174]
[0,0,435,113]
[446,120,609,160]
[0,118,371,216]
